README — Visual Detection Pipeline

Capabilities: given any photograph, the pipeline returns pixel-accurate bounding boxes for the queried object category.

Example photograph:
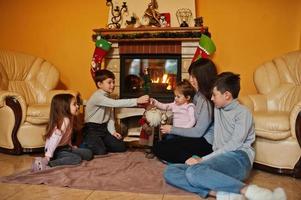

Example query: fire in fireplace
[120,54,181,102]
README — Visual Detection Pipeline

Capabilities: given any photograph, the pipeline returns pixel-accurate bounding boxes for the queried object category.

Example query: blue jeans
[48,146,93,167]
[164,150,252,198]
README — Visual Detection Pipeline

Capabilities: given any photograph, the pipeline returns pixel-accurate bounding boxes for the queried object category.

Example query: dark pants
[82,122,127,155]
[48,146,93,167]
[152,136,213,164]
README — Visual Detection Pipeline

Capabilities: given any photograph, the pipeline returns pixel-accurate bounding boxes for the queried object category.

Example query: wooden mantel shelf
[92,27,209,42]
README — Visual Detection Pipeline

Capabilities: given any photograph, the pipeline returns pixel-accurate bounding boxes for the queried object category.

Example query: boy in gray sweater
[82,69,149,155]
[164,72,286,200]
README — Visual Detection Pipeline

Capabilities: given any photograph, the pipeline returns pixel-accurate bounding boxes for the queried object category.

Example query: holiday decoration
[139,104,163,146]
[191,34,216,63]
[91,36,112,79]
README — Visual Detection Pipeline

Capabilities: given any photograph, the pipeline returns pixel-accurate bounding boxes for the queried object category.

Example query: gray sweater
[85,89,137,134]
[170,92,214,145]
[202,99,255,164]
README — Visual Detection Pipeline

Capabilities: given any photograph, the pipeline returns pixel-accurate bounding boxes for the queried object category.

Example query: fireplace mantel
[93,27,209,42]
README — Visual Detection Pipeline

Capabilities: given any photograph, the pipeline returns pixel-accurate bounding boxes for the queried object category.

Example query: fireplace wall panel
[119,41,181,54]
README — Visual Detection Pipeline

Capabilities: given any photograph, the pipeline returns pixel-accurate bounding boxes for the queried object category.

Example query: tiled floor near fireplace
[1,152,301,199]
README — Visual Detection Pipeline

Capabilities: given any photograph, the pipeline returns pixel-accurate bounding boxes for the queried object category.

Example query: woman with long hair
[152,58,218,163]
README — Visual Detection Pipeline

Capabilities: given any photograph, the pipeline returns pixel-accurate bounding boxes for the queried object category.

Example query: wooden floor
[0,152,301,200]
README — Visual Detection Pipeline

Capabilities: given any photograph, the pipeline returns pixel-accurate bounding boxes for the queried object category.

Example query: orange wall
[0,0,108,99]
[0,0,300,99]
[196,0,301,95]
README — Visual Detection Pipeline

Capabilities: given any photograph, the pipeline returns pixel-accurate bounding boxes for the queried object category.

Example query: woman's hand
[185,156,202,166]
[137,95,150,104]
[160,125,172,134]
[112,132,123,140]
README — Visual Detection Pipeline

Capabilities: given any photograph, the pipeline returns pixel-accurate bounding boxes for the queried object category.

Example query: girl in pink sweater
[31,94,92,172]
[151,79,196,139]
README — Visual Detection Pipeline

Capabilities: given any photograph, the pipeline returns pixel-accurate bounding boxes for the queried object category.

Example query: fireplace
[120,54,181,102]
[92,27,209,141]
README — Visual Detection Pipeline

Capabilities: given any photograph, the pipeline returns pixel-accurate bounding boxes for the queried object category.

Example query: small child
[32,94,93,172]
[151,79,196,140]
[82,69,149,155]
[164,72,286,200]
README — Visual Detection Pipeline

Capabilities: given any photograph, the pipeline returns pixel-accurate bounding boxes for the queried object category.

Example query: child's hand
[137,95,150,104]
[185,156,202,166]
[150,98,155,105]
[160,125,172,134]
[112,132,122,140]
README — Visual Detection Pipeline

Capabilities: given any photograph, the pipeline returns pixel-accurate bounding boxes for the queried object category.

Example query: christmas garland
[96,31,203,40]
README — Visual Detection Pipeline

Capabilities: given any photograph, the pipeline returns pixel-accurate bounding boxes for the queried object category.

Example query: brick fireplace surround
[92,27,204,139]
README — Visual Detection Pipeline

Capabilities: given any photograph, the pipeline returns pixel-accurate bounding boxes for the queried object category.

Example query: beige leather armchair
[0,49,76,154]
[239,50,301,178]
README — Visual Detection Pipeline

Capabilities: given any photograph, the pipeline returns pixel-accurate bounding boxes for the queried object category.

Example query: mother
[152,58,217,163]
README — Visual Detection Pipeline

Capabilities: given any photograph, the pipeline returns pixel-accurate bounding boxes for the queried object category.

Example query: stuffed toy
[90,36,112,79]
[191,34,216,63]
[139,104,163,147]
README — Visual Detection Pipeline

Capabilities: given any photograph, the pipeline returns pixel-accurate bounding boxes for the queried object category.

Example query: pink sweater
[153,100,196,128]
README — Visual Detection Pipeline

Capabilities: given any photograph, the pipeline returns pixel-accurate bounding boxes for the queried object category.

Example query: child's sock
[245,185,286,200]
[31,157,49,172]
[272,188,287,200]
[216,191,246,200]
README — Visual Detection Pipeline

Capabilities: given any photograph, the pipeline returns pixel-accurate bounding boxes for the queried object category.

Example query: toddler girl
[151,79,196,140]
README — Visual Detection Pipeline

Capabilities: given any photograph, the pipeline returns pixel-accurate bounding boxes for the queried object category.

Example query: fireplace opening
[120,54,181,103]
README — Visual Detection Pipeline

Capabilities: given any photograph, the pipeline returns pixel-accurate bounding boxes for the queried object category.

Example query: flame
[153,77,160,83]
[151,73,173,90]
[162,74,168,83]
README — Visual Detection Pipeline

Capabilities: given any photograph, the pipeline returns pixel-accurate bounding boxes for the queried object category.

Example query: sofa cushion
[26,104,50,124]
[253,111,290,140]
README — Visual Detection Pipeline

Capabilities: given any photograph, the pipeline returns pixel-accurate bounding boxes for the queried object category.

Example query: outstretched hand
[137,95,150,104]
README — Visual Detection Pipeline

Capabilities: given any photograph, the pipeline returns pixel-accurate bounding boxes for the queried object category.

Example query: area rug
[0,150,191,195]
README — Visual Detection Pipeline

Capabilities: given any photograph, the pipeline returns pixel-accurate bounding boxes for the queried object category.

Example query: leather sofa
[239,50,301,178]
[0,49,76,154]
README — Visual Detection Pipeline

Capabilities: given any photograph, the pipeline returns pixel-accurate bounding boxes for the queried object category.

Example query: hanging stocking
[91,36,112,79]
[192,34,216,63]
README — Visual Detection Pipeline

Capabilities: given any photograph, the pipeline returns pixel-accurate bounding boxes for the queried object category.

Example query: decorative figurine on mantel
[194,16,203,27]
[141,0,161,27]
[176,8,192,27]
[106,0,128,29]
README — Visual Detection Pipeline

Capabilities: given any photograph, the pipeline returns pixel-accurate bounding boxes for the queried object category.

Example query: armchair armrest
[290,101,301,141]
[239,94,267,112]
[46,90,78,104]
[0,90,27,124]
[0,90,27,154]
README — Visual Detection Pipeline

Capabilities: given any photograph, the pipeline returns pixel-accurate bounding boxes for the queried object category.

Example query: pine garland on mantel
[92,27,211,42]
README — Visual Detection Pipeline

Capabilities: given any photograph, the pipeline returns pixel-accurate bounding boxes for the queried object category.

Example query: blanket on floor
[0,150,191,195]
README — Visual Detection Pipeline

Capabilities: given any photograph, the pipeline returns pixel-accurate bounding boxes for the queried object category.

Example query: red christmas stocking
[91,36,112,79]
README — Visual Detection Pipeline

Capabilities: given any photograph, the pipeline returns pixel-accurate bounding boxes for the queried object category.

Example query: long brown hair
[188,58,218,119]
[44,94,74,140]
[188,58,218,101]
